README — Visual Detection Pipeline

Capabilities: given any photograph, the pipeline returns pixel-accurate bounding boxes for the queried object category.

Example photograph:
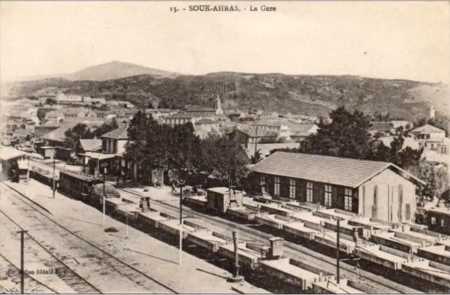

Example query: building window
[260,175,266,187]
[306,182,313,202]
[372,185,378,219]
[289,179,296,199]
[398,184,403,221]
[274,176,280,197]
[431,216,437,225]
[324,184,332,207]
[362,185,366,216]
[344,188,353,211]
[441,219,445,227]
[405,203,411,221]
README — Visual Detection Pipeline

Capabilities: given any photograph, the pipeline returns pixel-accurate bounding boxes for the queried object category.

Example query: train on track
[25,167,450,293]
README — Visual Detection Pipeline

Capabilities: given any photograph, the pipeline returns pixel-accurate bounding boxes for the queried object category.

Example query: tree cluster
[301,107,373,159]
[124,111,249,187]
[300,107,423,169]
[64,118,118,152]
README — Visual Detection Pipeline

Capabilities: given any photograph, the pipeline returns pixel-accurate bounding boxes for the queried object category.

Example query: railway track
[0,207,102,293]
[118,187,421,294]
[0,252,58,293]
[0,182,178,294]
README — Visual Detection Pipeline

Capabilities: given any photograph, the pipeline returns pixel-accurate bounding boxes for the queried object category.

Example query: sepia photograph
[0,1,449,293]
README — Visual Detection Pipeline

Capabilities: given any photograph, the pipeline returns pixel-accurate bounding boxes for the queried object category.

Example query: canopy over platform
[80,152,117,161]
[0,146,25,161]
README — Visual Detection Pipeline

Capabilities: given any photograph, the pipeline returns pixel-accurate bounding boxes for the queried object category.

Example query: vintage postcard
[0,1,449,294]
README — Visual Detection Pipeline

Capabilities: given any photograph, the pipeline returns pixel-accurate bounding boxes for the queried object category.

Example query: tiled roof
[79,139,102,152]
[42,121,81,143]
[370,121,394,132]
[251,151,423,188]
[288,123,318,137]
[42,120,103,143]
[411,124,445,134]
[246,142,300,157]
[0,146,25,161]
[236,125,278,138]
[101,126,128,139]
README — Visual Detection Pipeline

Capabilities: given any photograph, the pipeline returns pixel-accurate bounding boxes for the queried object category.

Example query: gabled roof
[0,146,25,161]
[251,151,424,188]
[101,126,128,139]
[79,139,102,152]
[42,120,103,143]
[236,125,278,138]
[42,121,81,143]
[411,124,445,134]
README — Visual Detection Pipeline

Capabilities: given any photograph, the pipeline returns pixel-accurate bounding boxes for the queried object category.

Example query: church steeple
[429,104,435,120]
[216,95,224,115]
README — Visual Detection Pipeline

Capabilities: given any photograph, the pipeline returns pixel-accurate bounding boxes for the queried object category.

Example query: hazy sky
[1,1,449,83]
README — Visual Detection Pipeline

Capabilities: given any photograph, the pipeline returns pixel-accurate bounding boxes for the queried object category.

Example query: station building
[250,152,425,224]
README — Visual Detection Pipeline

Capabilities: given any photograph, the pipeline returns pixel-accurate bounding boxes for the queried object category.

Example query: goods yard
[7,165,450,293]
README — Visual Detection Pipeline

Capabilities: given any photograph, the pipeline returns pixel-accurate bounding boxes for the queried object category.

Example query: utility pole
[229,231,243,282]
[179,178,184,265]
[253,125,259,159]
[26,156,30,182]
[52,155,56,198]
[18,230,28,294]
[336,218,340,284]
[102,166,106,227]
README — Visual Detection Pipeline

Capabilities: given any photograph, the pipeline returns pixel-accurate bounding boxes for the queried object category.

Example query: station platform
[3,180,268,293]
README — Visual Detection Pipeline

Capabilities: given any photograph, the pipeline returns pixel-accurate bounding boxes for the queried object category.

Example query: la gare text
[169,5,277,13]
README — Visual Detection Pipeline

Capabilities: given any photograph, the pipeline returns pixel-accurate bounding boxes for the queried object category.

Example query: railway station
[1,146,448,294]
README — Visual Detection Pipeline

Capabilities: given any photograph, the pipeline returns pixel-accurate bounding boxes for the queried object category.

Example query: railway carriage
[58,171,101,201]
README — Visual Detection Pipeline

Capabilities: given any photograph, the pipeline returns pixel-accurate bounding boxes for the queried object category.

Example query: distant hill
[6,68,449,122]
[5,61,177,83]
[64,61,177,81]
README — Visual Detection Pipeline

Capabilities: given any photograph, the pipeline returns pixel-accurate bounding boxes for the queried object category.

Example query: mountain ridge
[5,61,449,121]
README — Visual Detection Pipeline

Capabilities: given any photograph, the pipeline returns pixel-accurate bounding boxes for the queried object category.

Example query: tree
[250,149,262,164]
[93,118,118,137]
[199,135,249,188]
[125,111,204,183]
[64,123,95,151]
[301,107,372,159]
[412,161,449,204]
[125,111,151,181]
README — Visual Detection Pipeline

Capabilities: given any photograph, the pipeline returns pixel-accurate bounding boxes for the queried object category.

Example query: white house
[411,124,447,153]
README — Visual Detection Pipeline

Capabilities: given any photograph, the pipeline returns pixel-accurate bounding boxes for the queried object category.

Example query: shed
[206,187,243,214]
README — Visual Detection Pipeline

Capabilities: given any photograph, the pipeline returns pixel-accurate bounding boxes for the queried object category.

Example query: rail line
[0,205,102,293]
[118,187,421,294]
[0,252,58,294]
[0,182,178,294]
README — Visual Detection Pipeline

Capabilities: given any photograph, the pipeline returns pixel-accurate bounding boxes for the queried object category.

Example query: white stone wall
[358,168,417,224]
[117,139,127,155]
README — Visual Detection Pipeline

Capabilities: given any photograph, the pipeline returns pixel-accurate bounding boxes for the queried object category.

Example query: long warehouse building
[249,152,425,224]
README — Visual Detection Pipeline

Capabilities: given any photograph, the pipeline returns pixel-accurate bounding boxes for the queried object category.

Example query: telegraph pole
[253,125,259,159]
[179,178,184,265]
[102,166,106,227]
[229,231,243,282]
[52,155,56,198]
[336,218,340,284]
[18,230,28,294]
[26,156,30,182]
